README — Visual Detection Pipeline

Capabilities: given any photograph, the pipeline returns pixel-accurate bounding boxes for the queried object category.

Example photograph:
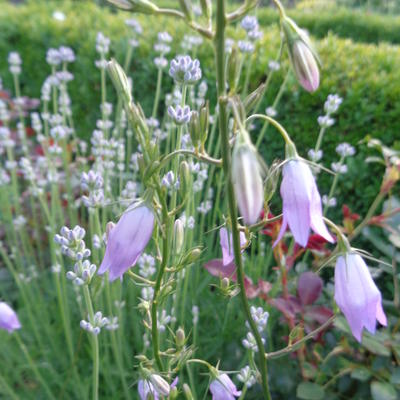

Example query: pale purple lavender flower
[248,29,263,41]
[317,115,335,128]
[210,373,241,400]
[46,48,61,66]
[265,106,277,117]
[274,159,334,247]
[324,94,342,114]
[238,40,254,53]
[125,18,143,35]
[241,16,258,32]
[154,57,168,69]
[158,31,172,43]
[308,149,323,162]
[169,56,202,85]
[336,142,355,157]
[219,227,246,266]
[167,105,192,125]
[331,162,347,174]
[98,204,154,281]
[59,46,75,63]
[0,302,21,333]
[8,52,22,75]
[334,253,387,342]
[268,60,280,71]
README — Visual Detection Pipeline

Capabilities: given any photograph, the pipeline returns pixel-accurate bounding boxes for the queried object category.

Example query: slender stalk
[323,155,345,215]
[152,67,163,118]
[83,286,100,400]
[214,1,271,398]
[255,69,291,149]
[151,197,170,371]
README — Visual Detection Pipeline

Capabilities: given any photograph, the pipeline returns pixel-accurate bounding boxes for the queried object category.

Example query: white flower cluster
[66,259,97,286]
[80,311,109,335]
[54,225,91,261]
[237,365,257,388]
[81,170,105,208]
[138,253,156,278]
[242,306,269,352]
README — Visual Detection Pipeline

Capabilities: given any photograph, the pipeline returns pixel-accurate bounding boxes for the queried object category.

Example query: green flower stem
[83,285,100,400]
[314,126,327,156]
[215,1,271,398]
[151,195,170,371]
[323,155,345,215]
[349,191,385,241]
[255,69,291,149]
[247,114,294,147]
[152,67,163,119]
[14,333,55,400]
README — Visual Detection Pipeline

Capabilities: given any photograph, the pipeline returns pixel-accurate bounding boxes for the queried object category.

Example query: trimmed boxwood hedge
[0,0,399,216]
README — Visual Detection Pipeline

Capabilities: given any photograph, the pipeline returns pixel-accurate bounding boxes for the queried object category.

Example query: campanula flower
[274,159,334,247]
[0,302,21,333]
[334,253,387,342]
[98,203,154,281]
[210,373,241,400]
[219,227,246,266]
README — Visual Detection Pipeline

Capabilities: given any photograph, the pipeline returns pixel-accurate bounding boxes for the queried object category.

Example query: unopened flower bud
[108,0,159,13]
[170,386,179,399]
[179,161,191,196]
[244,83,266,114]
[183,383,194,400]
[221,277,230,290]
[282,17,320,92]
[148,374,170,396]
[199,101,209,148]
[175,327,186,347]
[173,219,185,254]
[107,59,132,105]
[227,46,240,90]
[232,131,264,225]
[189,110,200,148]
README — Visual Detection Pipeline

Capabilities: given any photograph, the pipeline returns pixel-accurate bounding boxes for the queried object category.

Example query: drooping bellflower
[210,373,241,400]
[98,203,154,281]
[219,227,246,266]
[0,302,21,333]
[274,159,334,247]
[334,253,387,342]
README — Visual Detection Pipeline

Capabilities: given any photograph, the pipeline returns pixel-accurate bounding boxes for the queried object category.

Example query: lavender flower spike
[0,302,21,333]
[335,253,387,342]
[98,203,154,281]
[210,373,241,400]
[220,227,246,266]
[274,159,334,247]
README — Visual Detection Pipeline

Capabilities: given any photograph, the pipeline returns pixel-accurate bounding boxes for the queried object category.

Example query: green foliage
[257,6,400,45]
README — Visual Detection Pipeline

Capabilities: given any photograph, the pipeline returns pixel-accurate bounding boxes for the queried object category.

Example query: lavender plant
[0,0,398,399]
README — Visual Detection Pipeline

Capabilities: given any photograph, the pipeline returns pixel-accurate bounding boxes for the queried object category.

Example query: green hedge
[256,7,400,45]
[0,0,399,215]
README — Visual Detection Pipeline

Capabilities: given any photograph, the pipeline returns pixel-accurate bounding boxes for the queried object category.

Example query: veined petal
[281,161,312,247]
[99,205,154,281]
[220,228,246,266]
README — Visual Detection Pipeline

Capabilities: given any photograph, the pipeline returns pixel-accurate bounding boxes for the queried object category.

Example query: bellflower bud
[274,159,334,247]
[282,17,320,92]
[173,218,185,254]
[107,59,132,105]
[210,373,241,400]
[0,302,21,333]
[232,130,264,225]
[148,374,170,396]
[335,253,387,342]
[98,202,154,281]
[108,0,159,13]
